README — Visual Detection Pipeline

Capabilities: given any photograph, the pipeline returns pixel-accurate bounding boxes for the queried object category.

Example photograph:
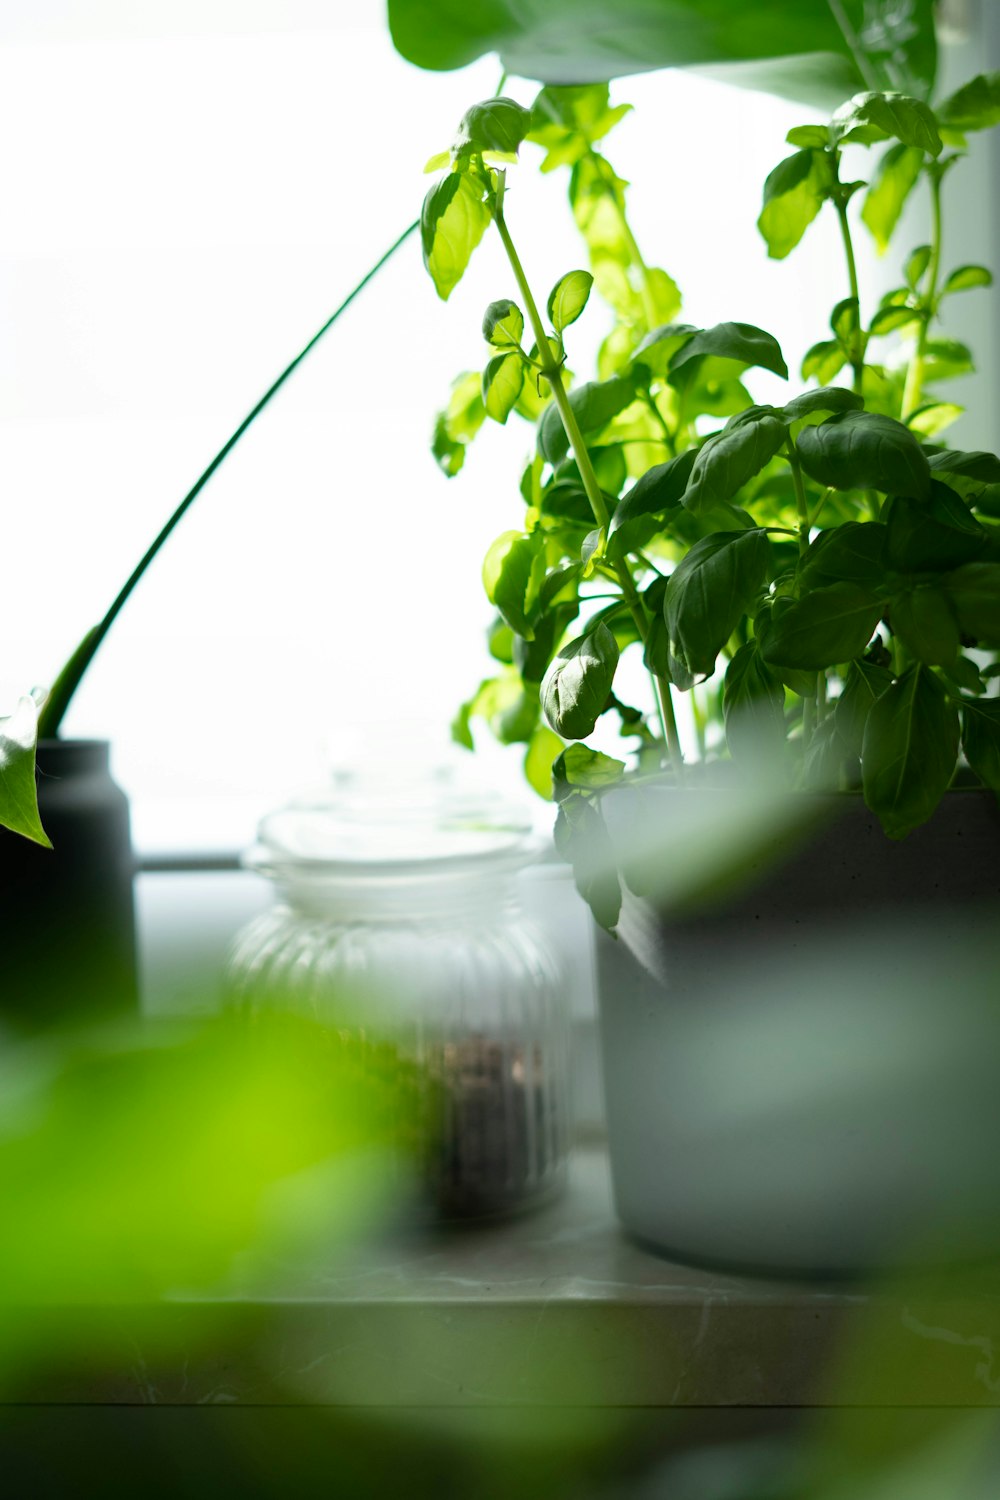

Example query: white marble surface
[13,1147,1000,1409]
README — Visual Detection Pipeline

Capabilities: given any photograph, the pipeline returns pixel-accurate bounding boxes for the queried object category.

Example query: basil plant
[421,79,1000,927]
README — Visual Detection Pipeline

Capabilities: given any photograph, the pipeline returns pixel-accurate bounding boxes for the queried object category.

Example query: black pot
[595,786,1000,1275]
[0,740,138,1030]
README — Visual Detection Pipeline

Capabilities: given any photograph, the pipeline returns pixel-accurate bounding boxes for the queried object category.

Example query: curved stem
[900,167,943,422]
[493,187,683,770]
[39,219,419,738]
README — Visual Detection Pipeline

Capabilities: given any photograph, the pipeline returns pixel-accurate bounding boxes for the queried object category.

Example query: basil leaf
[757,149,831,261]
[942,562,1000,644]
[906,403,963,439]
[665,530,771,679]
[421,171,491,301]
[832,92,941,155]
[723,642,786,763]
[883,483,986,572]
[961,700,1000,791]
[683,410,788,514]
[523,725,565,801]
[762,582,883,670]
[938,73,1000,133]
[923,338,974,382]
[668,321,788,382]
[553,743,625,791]
[553,795,621,934]
[514,602,579,683]
[797,522,888,590]
[483,298,525,347]
[606,450,695,560]
[801,340,846,385]
[889,584,960,666]
[0,696,50,846]
[782,387,863,422]
[869,304,922,337]
[830,297,860,348]
[483,351,525,424]
[928,450,1000,513]
[905,245,932,288]
[786,124,830,149]
[630,322,699,376]
[538,375,635,466]
[834,659,894,759]
[861,143,924,253]
[547,270,594,333]
[482,531,543,638]
[862,665,959,838]
[454,97,532,157]
[796,411,931,500]
[542,623,619,740]
[942,264,993,294]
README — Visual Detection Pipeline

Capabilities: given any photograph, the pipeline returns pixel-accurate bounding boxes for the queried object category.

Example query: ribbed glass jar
[226,784,571,1221]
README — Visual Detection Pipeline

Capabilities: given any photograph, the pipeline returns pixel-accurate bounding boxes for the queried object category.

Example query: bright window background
[1,1,993,851]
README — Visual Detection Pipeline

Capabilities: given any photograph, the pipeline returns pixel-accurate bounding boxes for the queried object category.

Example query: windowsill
[11,1144,1000,1409]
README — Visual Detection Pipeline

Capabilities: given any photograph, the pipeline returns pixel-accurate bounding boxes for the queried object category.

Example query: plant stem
[493,184,683,771]
[833,188,865,396]
[786,440,812,560]
[900,166,944,422]
[38,219,420,738]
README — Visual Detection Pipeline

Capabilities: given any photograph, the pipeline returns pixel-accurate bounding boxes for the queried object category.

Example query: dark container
[595,787,1000,1274]
[0,740,138,1030]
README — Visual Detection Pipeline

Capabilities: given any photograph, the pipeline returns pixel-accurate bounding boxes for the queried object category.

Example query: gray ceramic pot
[595,786,1000,1275]
[0,740,138,1030]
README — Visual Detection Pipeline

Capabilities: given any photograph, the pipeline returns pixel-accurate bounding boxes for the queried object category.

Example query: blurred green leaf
[862,143,924,253]
[758,149,831,260]
[0,696,50,848]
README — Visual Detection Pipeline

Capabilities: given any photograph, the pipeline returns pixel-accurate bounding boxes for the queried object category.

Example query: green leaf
[723,642,786,763]
[786,124,830,148]
[389,0,937,112]
[861,143,924,254]
[547,270,594,333]
[883,482,986,572]
[482,531,543,637]
[514,602,579,683]
[757,149,831,261]
[928,450,1000,512]
[665,529,771,679]
[454,97,533,157]
[606,450,695,560]
[553,743,626,791]
[832,91,941,155]
[668,321,788,382]
[868,303,922,337]
[905,402,963,439]
[630,322,699,376]
[830,297,860,348]
[801,340,846,385]
[942,264,993,294]
[782,387,863,422]
[922,338,974,382]
[483,352,525,424]
[797,522,888,590]
[553,794,620,933]
[542,623,619,740]
[961,699,1000,791]
[834,659,894,759]
[762,582,883,670]
[0,696,50,846]
[938,73,1000,133]
[538,375,635,465]
[796,410,931,500]
[890,584,959,666]
[904,244,932,288]
[420,171,491,301]
[483,298,525,348]
[943,562,1000,645]
[523,725,565,801]
[862,665,959,837]
[683,409,788,514]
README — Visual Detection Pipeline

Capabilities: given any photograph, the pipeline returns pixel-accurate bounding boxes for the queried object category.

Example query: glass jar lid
[246,767,538,881]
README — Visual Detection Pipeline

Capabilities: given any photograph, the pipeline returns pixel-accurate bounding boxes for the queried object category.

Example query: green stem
[786,440,812,560]
[900,167,943,423]
[493,184,683,771]
[38,219,420,738]
[833,187,865,396]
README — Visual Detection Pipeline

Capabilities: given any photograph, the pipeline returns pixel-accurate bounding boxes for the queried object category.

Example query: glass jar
[226,777,571,1221]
